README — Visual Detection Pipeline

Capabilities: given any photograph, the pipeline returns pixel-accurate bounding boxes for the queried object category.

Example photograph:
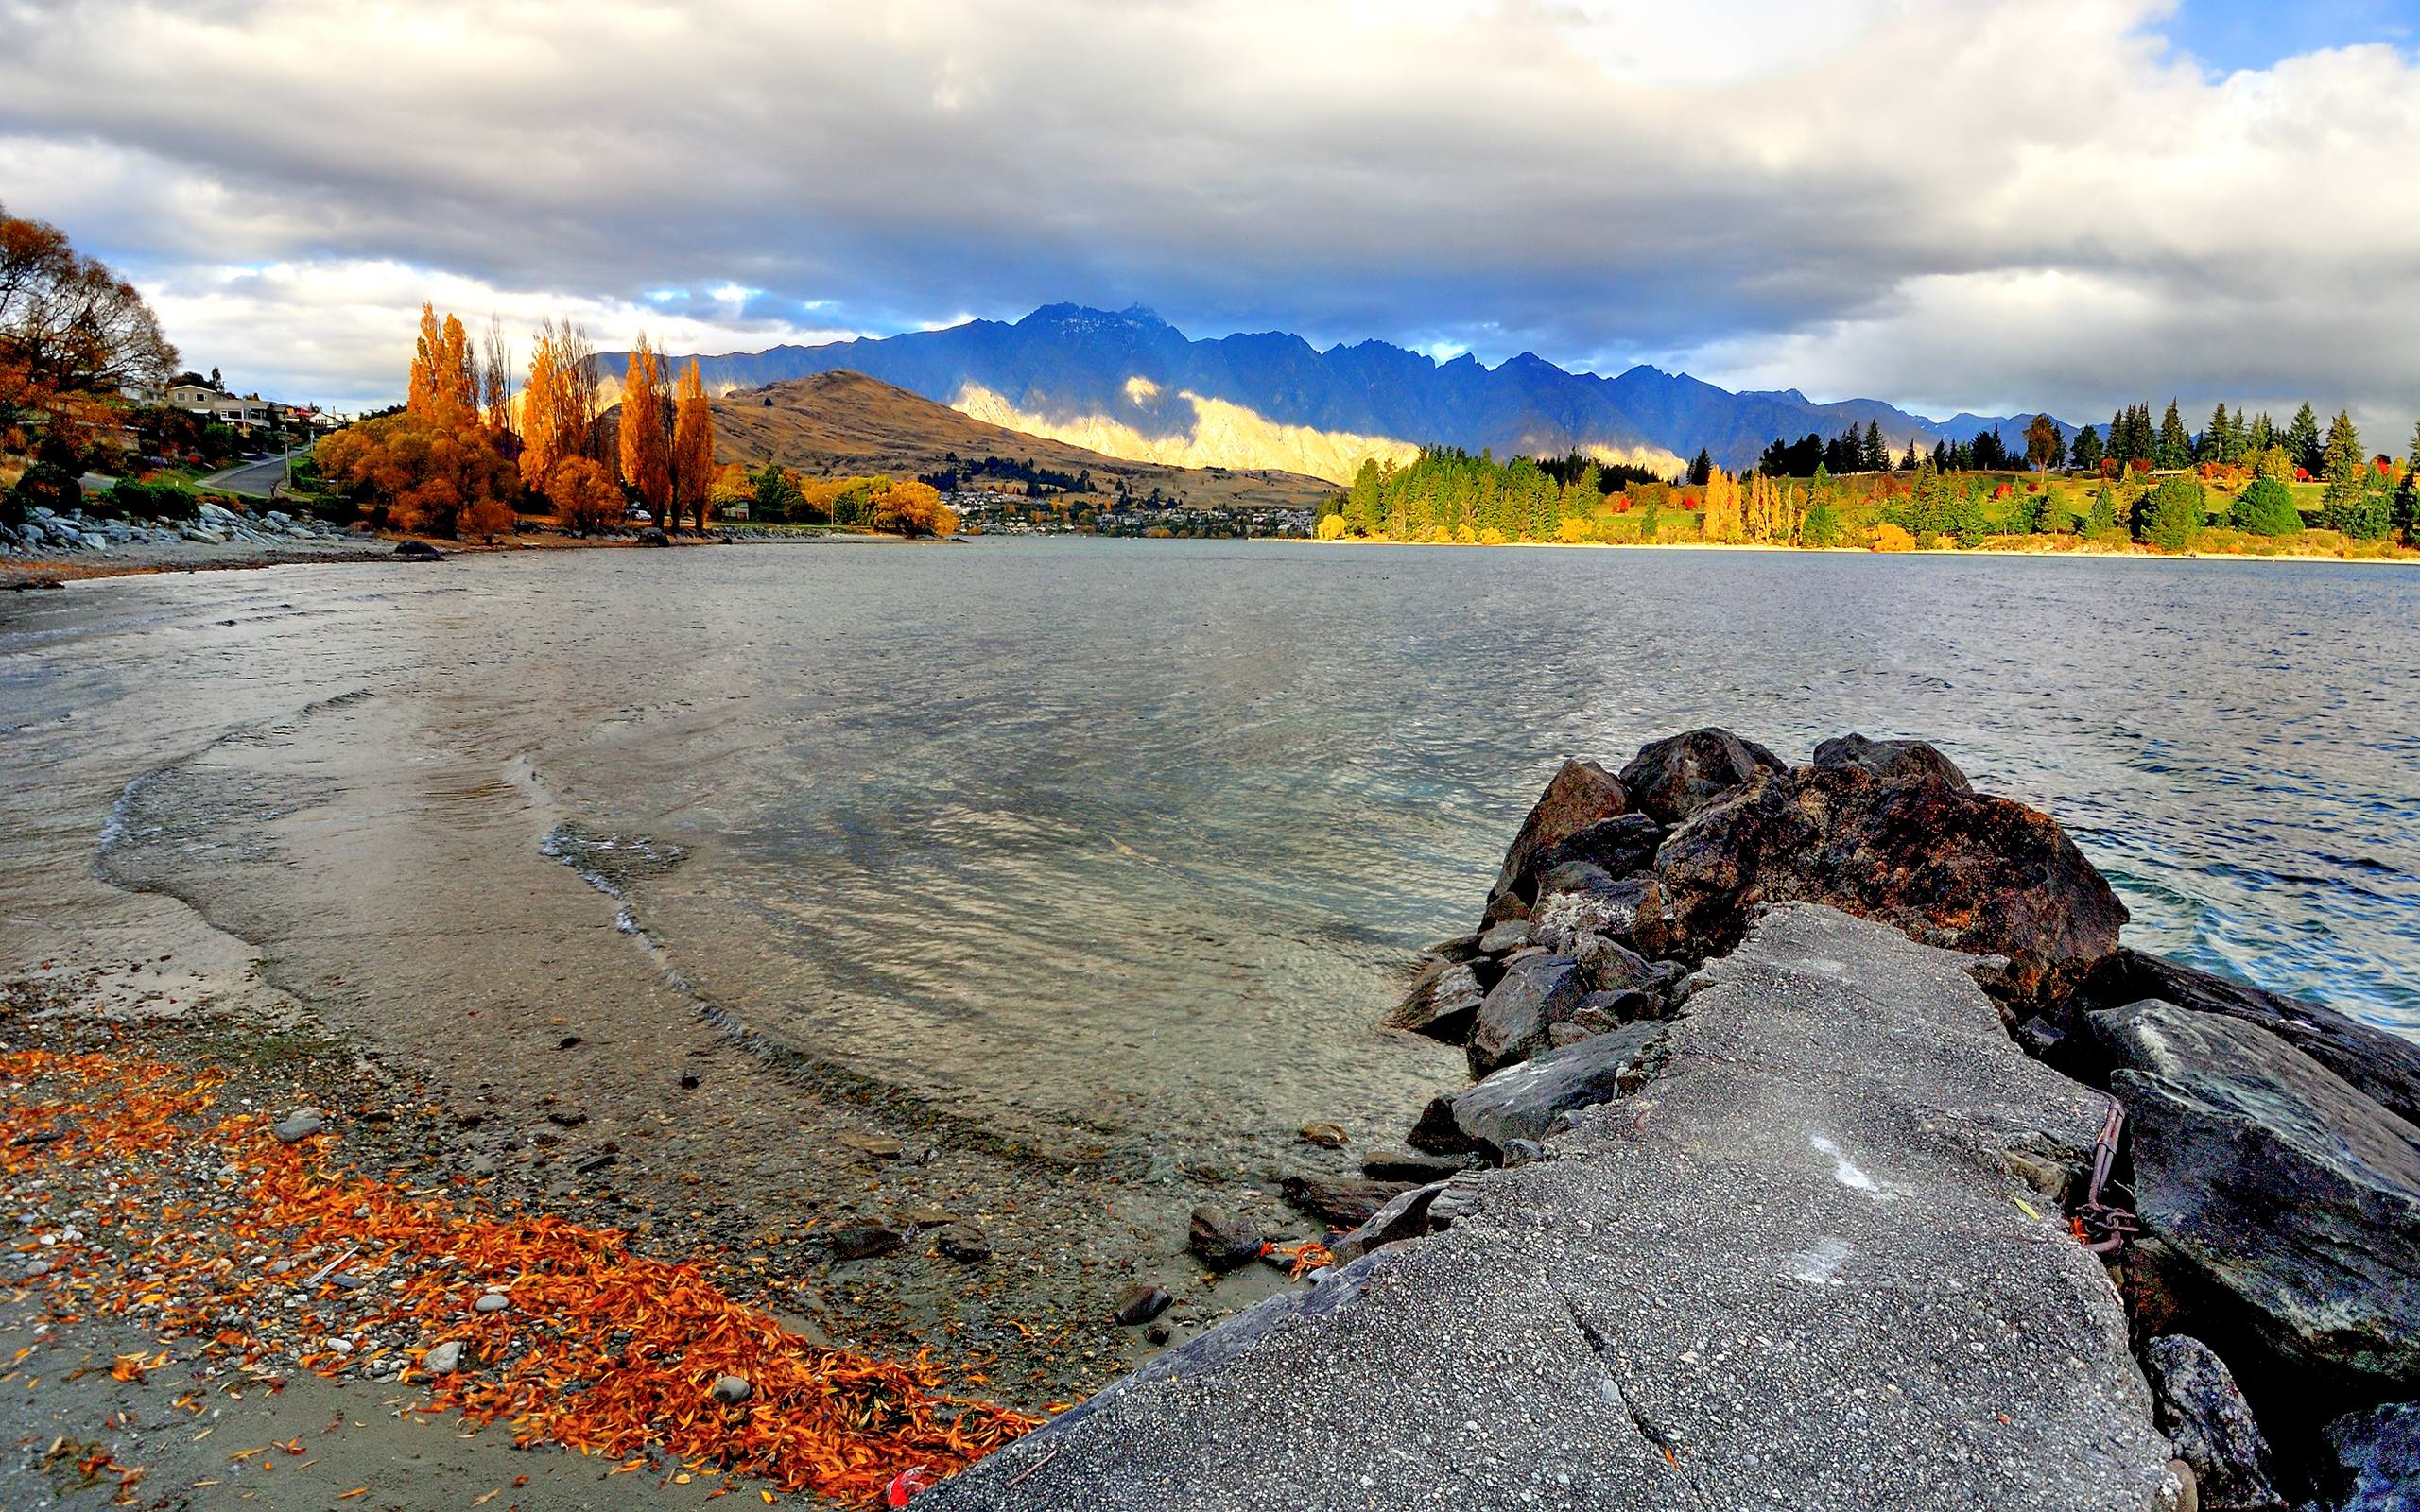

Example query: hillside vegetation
[709,371,1337,514]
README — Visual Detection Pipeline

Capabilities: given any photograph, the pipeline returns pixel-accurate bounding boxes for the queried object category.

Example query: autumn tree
[870,478,959,537]
[672,358,715,530]
[1700,465,1742,542]
[479,314,513,434]
[2024,413,2063,472]
[617,335,671,526]
[1,202,177,456]
[319,303,515,539]
[545,455,623,535]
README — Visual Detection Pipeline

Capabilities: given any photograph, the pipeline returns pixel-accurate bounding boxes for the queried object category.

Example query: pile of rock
[0,499,350,557]
[1325,727,2420,1508]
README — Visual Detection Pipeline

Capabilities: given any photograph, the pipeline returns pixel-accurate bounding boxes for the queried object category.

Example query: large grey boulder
[2318,1400,2420,1511]
[1466,954,1585,1076]
[1438,1021,1666,1159]
[1617,726,1787,826]
[2077,948,2420,1130]
[2140,1335,2285,1511]
[2092,1000,2420,1391]
[923,906,2171,1512]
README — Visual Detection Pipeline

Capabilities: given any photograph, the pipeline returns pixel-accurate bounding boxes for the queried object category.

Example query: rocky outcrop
[1616,727,1786,826]
[2091,1001,2420,1392]
[2142,1335,2287,1511]
[1655,760,2126,1003]
[2076,948,2420,1130]
[1387,958,1486,1042]
[923,906,2173,1512]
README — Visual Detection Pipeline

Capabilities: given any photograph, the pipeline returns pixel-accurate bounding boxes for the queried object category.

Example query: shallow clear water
[5,539,2415,1170]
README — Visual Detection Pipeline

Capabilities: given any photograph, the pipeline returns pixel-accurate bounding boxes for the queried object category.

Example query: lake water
[5,538,2415,1175]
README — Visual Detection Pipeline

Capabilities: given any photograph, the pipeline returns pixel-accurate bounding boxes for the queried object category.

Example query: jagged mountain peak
[621,304,2069,483]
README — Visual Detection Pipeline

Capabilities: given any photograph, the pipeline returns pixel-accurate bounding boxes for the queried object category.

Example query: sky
[2,0,2416,442]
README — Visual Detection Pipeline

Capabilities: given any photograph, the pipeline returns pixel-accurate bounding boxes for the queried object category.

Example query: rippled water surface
[5,540,2415,1165]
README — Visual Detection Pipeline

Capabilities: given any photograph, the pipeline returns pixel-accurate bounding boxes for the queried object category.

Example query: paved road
[927,904,2179,1512]
[198,454,298,499]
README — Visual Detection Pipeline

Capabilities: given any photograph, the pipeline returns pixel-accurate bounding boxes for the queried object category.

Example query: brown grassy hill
[706,370,1337,512]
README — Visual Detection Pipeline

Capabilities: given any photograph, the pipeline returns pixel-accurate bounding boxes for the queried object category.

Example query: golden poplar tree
[406,302,444,416]
[439,315,476,414]
[1702,466,1743,542]
[672,358,714,529]
[519,332,571,493]
[617,335,671,526]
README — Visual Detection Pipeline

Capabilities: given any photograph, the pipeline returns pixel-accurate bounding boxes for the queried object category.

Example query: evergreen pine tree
[1900,440,1920,472]
[2322,409,2363,479]
[1862,420,1885,472]
[2069,425,2103,473]
[2285,403,2323,476]
[2199,403,2229,463]
[1688,448,1712,488]
[2154,400,2189,470]
[2248,412,2275,455]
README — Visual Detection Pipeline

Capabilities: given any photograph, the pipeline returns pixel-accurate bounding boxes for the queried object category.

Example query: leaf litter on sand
[2,1045,1035,1503]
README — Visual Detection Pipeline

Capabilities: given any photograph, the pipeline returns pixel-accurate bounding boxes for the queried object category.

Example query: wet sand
[0,559,1352,1506]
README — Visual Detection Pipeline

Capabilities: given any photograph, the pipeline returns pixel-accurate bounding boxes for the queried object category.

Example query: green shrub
[2233,477,2302,538]
[2141,475,2206,553]
[7,462,81,523]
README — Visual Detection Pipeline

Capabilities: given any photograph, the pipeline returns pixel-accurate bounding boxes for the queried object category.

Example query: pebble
[711,1373,752,1405]
[423,1341,464,1375]
[475,1291,510,1314]
[1298,1122,1350,1148]
[935,1224,992,1264]
[272,1108,325,1143]
[1114,1281,1172,1326]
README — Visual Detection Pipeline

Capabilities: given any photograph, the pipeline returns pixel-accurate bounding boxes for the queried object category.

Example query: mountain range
[617,303,2067,485]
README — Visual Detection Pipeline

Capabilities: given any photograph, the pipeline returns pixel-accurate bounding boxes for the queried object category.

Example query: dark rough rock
[1655,761,2125,1003]
[1422,932,1484,964]
[393,538,442,559]
[1329,1180,1448,1263]
[1443,1022,1667,1158]
[922,906,2169,1512]
[1480,890,1530,926]
[1387,960,1486,1042]
[826,1223,907,1262]
[1571,933,1653,992]
[1279,1175,1419,1230]
[1359,1148,1479,1183]
[1186,1208,1265,1273]
[1114,1282,1172,1326]
[2141,1335,2286,1511]
[1510,813,1664,902]
[636,525,670,545]
[1489,759,1630,903]
[1812,733,1972,792]
[1467,954,1586,1077]
[2092,1000,2420,1390]
[935,1224,992,1263]
[2318,1400,2420,1511]
[1569,988,1660,1034]
[1477,919,1530,954]
[1616,727,1787,826]
[1525,871,1668,958]
[1405,1092,1473,1156]
[2077,948,2420,1130]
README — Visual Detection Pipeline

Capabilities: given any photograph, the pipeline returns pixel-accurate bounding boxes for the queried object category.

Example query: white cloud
[0,0,2414,430]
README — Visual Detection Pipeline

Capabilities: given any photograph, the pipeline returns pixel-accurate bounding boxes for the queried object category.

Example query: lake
[5,538,2415,1178]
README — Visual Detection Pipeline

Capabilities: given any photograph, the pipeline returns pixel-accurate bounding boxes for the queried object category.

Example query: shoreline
[1313,534,2420,565]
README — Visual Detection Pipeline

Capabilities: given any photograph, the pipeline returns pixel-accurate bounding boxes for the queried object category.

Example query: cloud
[1,0,2415,437]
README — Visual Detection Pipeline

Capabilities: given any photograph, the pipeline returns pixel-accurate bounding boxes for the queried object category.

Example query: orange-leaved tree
[319,302,514,539]
[545,455,623,536]
[617,334,671,527]
[870,478,959,538]
[1700,465,1742,542]
[672,358,714,530]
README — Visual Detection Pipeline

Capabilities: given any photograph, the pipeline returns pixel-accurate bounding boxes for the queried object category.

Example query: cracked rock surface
[925,903,2175,1511]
